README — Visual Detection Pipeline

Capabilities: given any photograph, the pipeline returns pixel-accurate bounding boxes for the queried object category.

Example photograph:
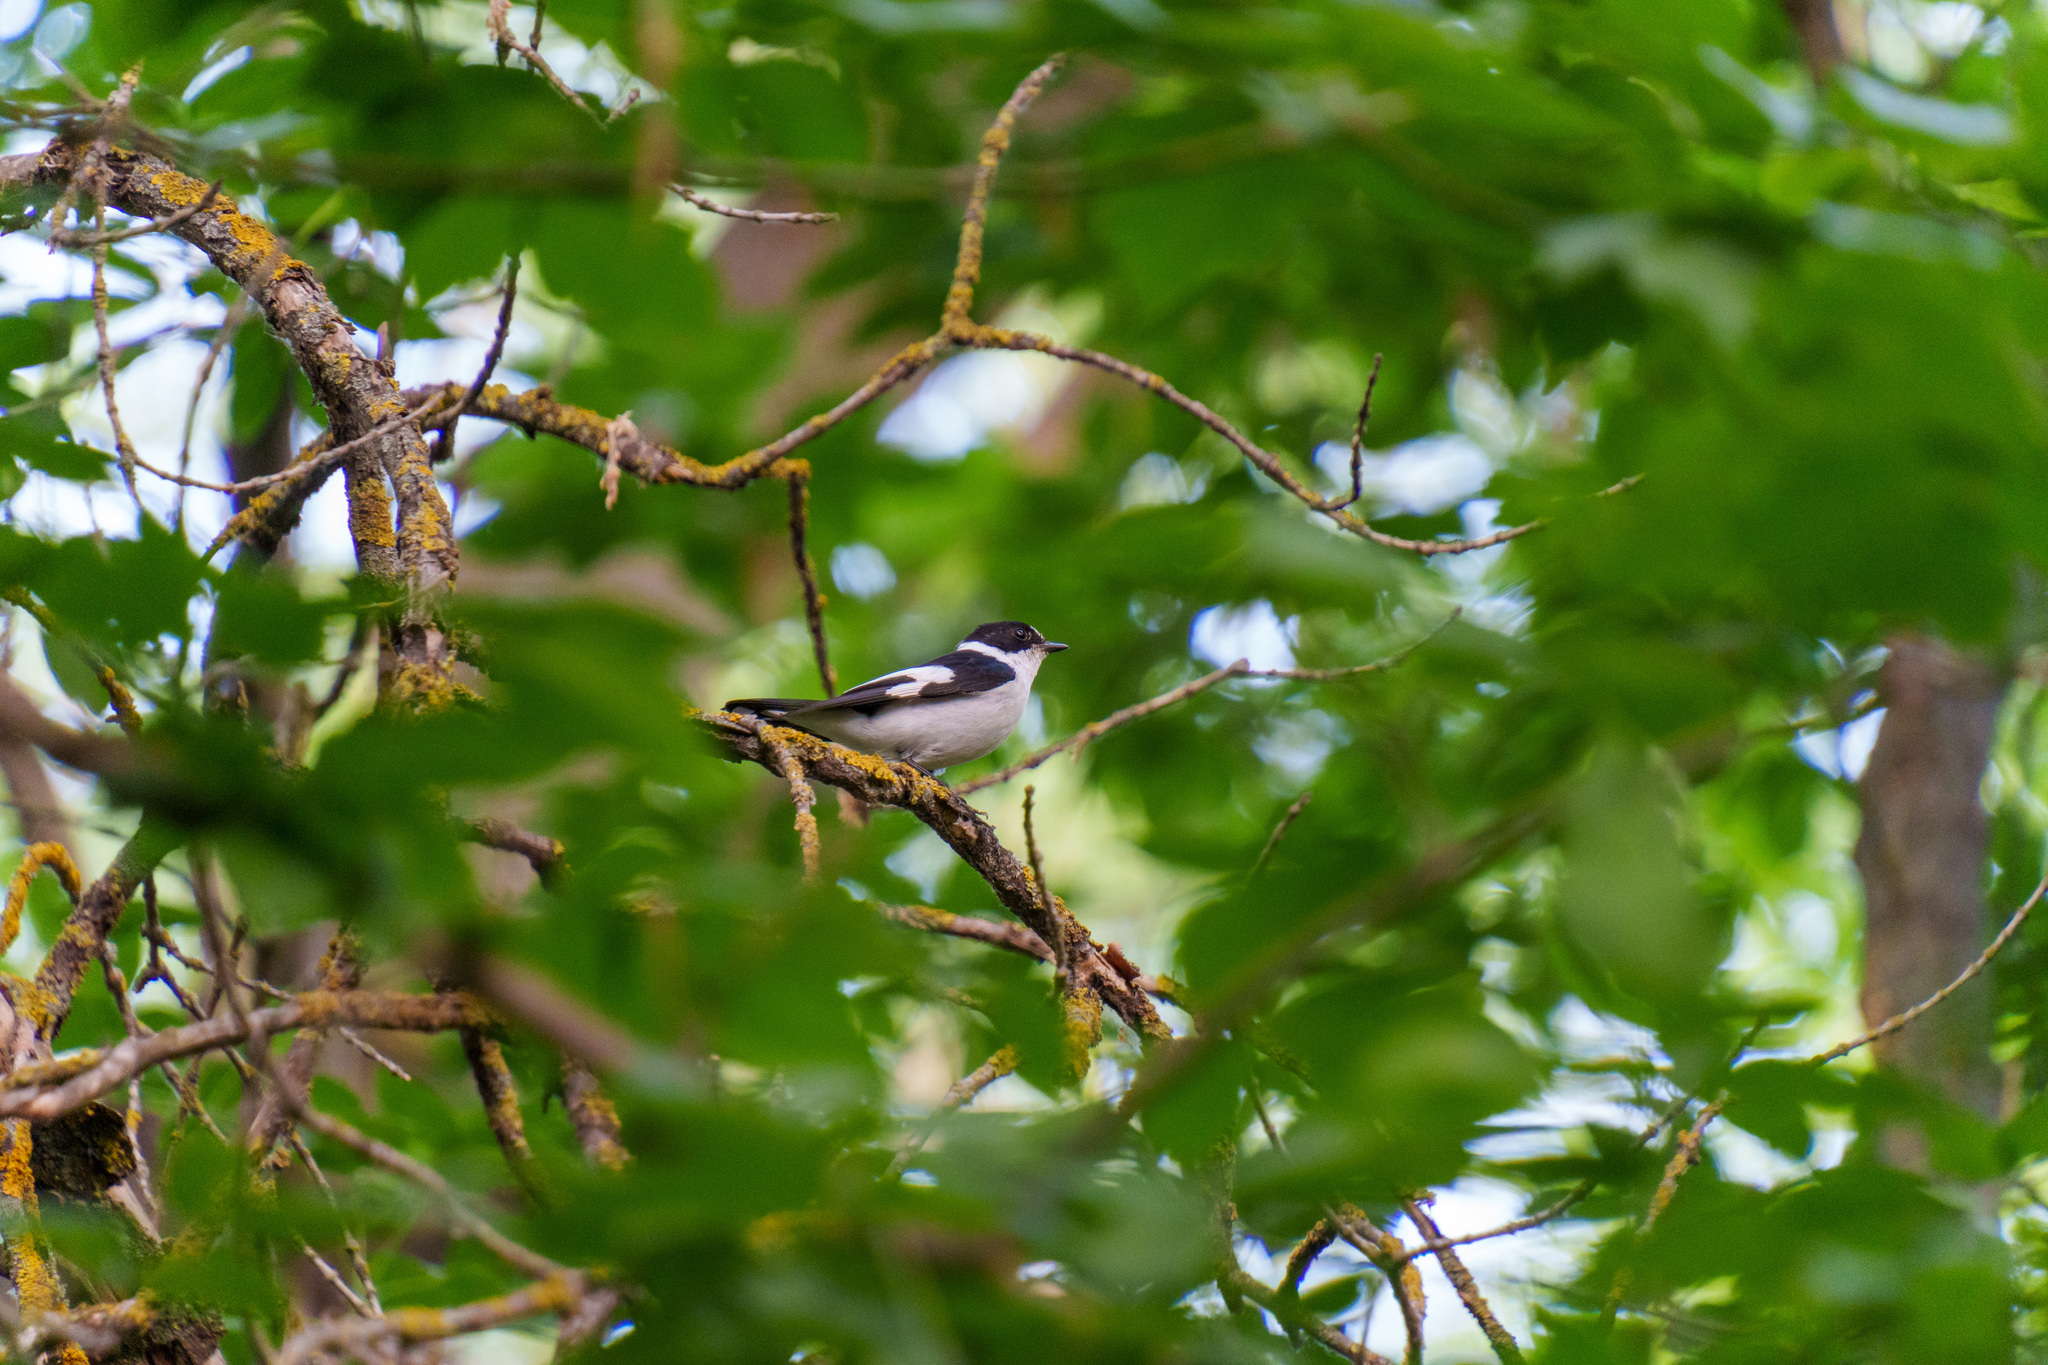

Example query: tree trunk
[1854,635,2005,1165]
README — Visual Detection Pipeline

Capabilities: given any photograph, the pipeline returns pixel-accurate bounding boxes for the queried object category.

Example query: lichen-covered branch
[880,902,1053,961]
[2,841,81,956]
[0,989,495,1120]
[247,931,361,1168]
[1330,1206,1425,1365]
[463,1028,538,1193]
[273,1274,587,1365]
[941,55,1067,330]
[561,1057,629,1171]
[1404,1197,1522,1365]
[27,816,180,1046]
[0,140,459,690]
[703,712,1168,1042]
[1223,1266,1389,1365]
[463,816,568,887]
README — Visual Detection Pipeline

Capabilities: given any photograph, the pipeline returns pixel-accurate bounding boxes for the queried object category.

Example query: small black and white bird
[726,621,1067,773]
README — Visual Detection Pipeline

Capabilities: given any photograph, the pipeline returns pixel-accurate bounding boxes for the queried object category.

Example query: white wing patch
[885,665,955,697]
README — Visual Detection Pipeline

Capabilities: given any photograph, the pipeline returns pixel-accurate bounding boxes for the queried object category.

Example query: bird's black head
[965,621,1068,654]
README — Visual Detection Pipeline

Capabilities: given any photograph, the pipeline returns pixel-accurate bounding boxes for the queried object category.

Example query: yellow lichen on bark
[344,463,398,551]
[9,974,61,1037]
[0,1118,84,1364]
[2,844,81,957]
[1061,988,1103,1083]
[385,657,458,711]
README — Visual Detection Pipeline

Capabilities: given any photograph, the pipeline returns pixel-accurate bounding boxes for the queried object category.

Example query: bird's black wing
[727,650,1015,718]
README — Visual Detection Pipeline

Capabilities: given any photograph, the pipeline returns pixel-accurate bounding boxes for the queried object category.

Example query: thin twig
[884,1044,1016,1178]
[486,0,601,122]
[1249,792,1313,880]
[959,662,1248,793]
[300,1243,372,1317]
[970,327,1556,555]
[960,614,1452,795]
[879,902,1051,961]
[436,254,520,463]
[1317,353,1382,512]
[1393,1092,1698,1265]
[672,184,837,224]
[335,1027,412,1082]
[1021,786,1061,975]
[941,55,1067,331]
[1250,1086,1286,1151]
[93,940,160,1231]
[173,291,254,529]
[786,465,838,696]
[293,1096,566,1281]
[90,219,142,505]
[1807,871,2048,1066]
[143,393,449,497]
[53,181,219,247]
[1604,1094,1726,1318]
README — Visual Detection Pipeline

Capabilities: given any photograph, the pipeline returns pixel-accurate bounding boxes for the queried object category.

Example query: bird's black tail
[723,698,806,717]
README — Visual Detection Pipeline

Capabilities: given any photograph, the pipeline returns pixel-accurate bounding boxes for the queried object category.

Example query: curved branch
[1808,871,2048,1067]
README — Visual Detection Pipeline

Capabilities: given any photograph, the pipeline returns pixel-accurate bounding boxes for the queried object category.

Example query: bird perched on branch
[726,621,1067,773]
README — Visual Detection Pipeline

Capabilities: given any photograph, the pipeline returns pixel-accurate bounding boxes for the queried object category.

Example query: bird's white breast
[804,648,1044,769]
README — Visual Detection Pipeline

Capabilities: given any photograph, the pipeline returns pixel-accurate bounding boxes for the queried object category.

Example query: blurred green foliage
[3,0,2048,1360]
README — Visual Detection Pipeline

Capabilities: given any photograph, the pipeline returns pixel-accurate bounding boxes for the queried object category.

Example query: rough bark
[1854,635,2006,1156]
[0,140,457,695]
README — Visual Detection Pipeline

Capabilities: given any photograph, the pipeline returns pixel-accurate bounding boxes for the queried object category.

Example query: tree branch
[0,989,494,1120]
[273,1275,586,1365]
[672,184,836,223]
[1403,1197,1521,1365]
[703,712,1169,1042]
[561,1057,630,1170]
[14,138,459,685]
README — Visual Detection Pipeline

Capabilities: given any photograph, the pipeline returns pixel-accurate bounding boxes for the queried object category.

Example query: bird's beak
[1044,641,1069,652]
